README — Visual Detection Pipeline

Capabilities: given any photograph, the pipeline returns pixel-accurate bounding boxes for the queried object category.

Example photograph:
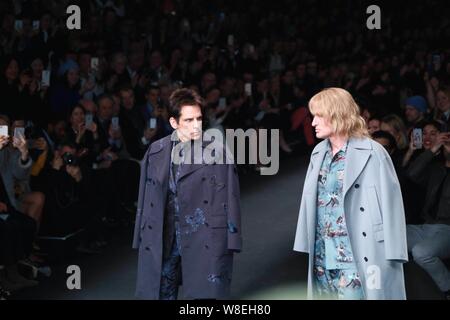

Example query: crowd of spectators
[1,0,449,299]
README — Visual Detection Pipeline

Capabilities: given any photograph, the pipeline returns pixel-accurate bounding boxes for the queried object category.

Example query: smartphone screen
[244,83,252,96]
[227,34,234,46]
[412,128,423,149]
[32,20,40,30]
[14,127,25,139]
[218,97,227,110]
[91,57,99,70]
[41,70,51,86]
[149,118,157,129]
[111,117,120,130]
[85,114,93,127]
[0,125,8,137]
[15,20,23,32]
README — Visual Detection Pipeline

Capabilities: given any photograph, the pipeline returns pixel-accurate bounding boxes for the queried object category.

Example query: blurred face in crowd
[283,70,295,85]
[423,124,440,150]
[5,59,19,82]
[70,106,85,128]
[296,64,306,79]
[170,105,202,142]
[146,88,160,106]
[40,14,51,31]
[436,90,450,113]
[112,54,127,74]
[80,100,98,115]
[312,114,334,139]
[67,69,80,87]
[78,54,91,74]
[160,85,172,104]
[205,88,220,105]
[405,106,423,124]
[368,119,381,135]
[150,51,163,69]
[374,136,395,155]
[201,73,216,92]
[380,122,400,145]
[120,89,135,110]
[53,120,67,140]
[361,108,371,123]
[31,58,44,80]
[98,97,114,120]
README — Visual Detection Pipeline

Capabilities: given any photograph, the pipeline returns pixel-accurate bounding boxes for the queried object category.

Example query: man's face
[121,90,135,110]
[312,114,334,139]
[437,91,450,113]
[170,105,202,142]
[98,99,113,120]
[405,106,421,123]
[368,119,380,135]
[146,89,160,106]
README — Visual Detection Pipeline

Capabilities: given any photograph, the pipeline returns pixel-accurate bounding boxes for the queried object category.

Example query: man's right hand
[0,135,9,150]
[431,133,450,154]
[0,202,8,213]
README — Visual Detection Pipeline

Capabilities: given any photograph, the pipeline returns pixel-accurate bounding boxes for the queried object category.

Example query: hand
[108,125,122,140]
[51,151,64,170]
[12,135,29,160]
[33,137,48,151]
[66,165,82,182]
[0,202,8,212]
[0,135,9,150]
[144,128,157,141]
[76,123,86,143]
[85,121,97,134]
[431,133,450,154]
[81,78,95,92]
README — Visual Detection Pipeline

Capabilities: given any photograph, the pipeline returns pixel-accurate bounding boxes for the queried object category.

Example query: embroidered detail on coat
[185,208,206,234]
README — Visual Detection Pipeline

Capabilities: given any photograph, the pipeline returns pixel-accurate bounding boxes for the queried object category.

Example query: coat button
[360,207,364,212]
[205,222,209,227]
[355,184,360,189]
[202,177,206,181]
[150,202,154,207]
[364,257,368,262]
[145,247,150,251]
[153,181,156,185]
[203,200,208,204]
[362,232,366,237]
[205,244,209,249]
[148,225,152,230]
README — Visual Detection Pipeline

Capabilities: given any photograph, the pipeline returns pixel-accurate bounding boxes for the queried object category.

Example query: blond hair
[309,87,369,138]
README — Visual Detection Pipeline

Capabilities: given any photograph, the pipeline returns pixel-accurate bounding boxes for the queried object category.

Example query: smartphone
[91,57,99,71]
[244,83,252,96]
[227,34,234,46]
[111,117,120,130]
[218,97,227,110]
[41,70,51,86]
[32,20,40,30]
[149,118,157,129]
[15,20,23,32]
[85,114,93,128]
[14,127,25,139]
[0,125,8,137]
[412,128,423,149]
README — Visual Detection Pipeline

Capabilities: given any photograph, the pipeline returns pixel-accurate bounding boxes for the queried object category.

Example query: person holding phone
[293,88,408,299]
[406,130,450,300]
[133,88,242,300]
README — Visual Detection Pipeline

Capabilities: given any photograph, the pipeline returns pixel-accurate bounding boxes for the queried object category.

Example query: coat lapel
[342,137,372,197]
[148,135,172,199]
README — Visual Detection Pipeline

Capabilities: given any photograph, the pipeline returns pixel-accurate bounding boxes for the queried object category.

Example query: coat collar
[310,136,373,197]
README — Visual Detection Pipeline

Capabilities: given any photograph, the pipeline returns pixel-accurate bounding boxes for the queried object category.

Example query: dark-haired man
[133,88,242,300]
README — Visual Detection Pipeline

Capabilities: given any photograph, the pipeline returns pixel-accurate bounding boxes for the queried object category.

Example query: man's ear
[169,117,178,130]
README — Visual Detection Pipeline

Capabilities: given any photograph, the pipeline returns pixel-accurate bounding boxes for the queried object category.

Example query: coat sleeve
[132,148,149,249]
[11,150,32,180]
[378,154,408,262]
[226,164,242,252]
[293,161,312,253]
[406,149,435,188]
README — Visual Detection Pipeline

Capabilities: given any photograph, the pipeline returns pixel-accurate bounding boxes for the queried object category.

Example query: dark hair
[372,130,397,150]
[421,120,442,132]
[168,88,204,120]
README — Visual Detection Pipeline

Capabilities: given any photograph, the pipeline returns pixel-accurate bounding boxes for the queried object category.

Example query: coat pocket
[209,214,228,255]
[366,186,384,242]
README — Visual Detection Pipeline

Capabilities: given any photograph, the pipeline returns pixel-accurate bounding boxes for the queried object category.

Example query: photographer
[406,130,450,299]
[38,142,106,252]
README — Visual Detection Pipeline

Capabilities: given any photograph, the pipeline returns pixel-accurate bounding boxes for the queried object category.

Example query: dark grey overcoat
[132,134,242,299]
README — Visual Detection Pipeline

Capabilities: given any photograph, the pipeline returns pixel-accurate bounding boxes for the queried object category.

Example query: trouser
[314,265,365,300]
[407,224,450,292]
[159,235,182,300]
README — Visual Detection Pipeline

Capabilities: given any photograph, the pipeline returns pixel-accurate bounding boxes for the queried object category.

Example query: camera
[62,152,78,166]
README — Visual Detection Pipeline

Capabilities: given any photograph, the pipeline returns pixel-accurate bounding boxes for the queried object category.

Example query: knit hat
[57,59,79,76]
[405,96,427,113]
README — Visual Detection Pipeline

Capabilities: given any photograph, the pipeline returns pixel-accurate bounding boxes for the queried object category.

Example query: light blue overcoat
[294,137,408,300]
